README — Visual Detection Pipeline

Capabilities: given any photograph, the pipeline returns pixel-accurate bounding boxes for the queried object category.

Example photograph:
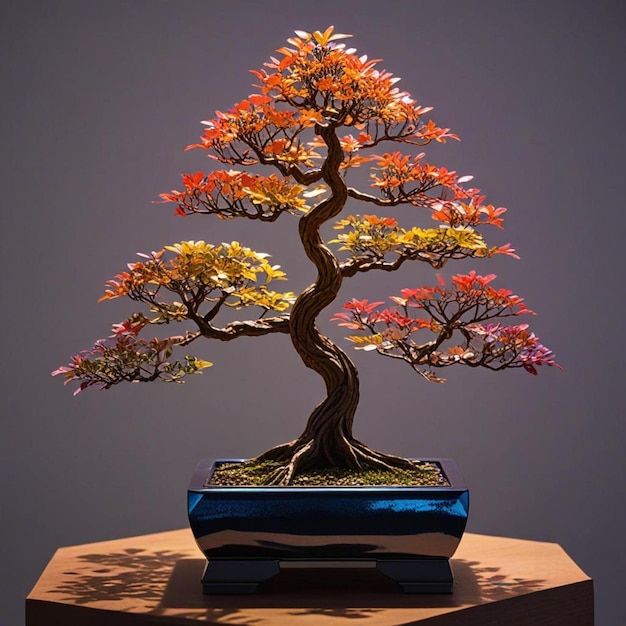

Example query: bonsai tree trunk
[256,125,414,483]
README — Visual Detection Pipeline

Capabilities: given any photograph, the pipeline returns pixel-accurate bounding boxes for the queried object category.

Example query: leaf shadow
[453,558,547,602]
[57,548,185,606]
[52,548,549,623]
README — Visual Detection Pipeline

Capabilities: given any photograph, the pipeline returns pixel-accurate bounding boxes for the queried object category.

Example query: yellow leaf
[347,334,383,350]
[193,358,213,370]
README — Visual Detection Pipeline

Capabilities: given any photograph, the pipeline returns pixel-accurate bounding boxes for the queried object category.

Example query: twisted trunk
[254,126,415,484]
[287,124,359,467]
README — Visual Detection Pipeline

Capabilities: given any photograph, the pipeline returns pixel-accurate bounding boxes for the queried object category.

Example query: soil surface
[207,460,450,487]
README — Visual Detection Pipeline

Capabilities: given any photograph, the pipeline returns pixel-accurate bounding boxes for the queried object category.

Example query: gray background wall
[2,1,624,624]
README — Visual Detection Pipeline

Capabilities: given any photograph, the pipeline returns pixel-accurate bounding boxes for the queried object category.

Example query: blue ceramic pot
[188,458,469,593]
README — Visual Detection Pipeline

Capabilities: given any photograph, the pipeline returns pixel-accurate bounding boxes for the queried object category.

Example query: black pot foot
[201,559,280,594]
[201,558,453,594]
[376,559,453,593]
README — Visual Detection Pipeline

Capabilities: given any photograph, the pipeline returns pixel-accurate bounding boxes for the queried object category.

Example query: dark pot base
[188,459,468,594]
[201,558,453,594]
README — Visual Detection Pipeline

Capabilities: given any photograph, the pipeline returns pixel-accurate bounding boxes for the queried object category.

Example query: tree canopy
[54,27,559,482]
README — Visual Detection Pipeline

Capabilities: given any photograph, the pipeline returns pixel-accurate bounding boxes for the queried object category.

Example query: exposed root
[351,441,418,471]
[282,440,314,485]
[254,441,298,463]
[252,437,421,485]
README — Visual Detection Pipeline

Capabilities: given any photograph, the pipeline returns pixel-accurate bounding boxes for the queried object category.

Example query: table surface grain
[26,529,594,625]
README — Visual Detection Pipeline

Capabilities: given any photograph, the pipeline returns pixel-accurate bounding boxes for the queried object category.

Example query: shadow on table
[153,556,546,620]
[53,549,547,622]
[454,558,546,602]
[54,548,187,606]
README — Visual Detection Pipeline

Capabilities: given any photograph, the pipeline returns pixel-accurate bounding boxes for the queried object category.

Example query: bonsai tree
[54,27,560,484]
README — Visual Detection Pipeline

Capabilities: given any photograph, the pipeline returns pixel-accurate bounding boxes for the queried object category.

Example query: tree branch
[347,187,399,206]
[340,255,411,278]
[257,155,323,186]
[191,314,291,341]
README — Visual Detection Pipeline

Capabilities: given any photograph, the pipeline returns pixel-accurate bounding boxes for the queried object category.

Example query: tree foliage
[54,27,560,482]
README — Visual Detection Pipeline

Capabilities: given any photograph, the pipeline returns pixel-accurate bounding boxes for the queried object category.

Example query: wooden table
[26,529,593,625]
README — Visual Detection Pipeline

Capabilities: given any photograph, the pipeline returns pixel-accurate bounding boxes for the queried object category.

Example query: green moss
[207,460,449,487]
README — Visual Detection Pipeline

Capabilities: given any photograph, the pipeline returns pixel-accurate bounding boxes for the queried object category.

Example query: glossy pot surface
[188,458,469,561]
